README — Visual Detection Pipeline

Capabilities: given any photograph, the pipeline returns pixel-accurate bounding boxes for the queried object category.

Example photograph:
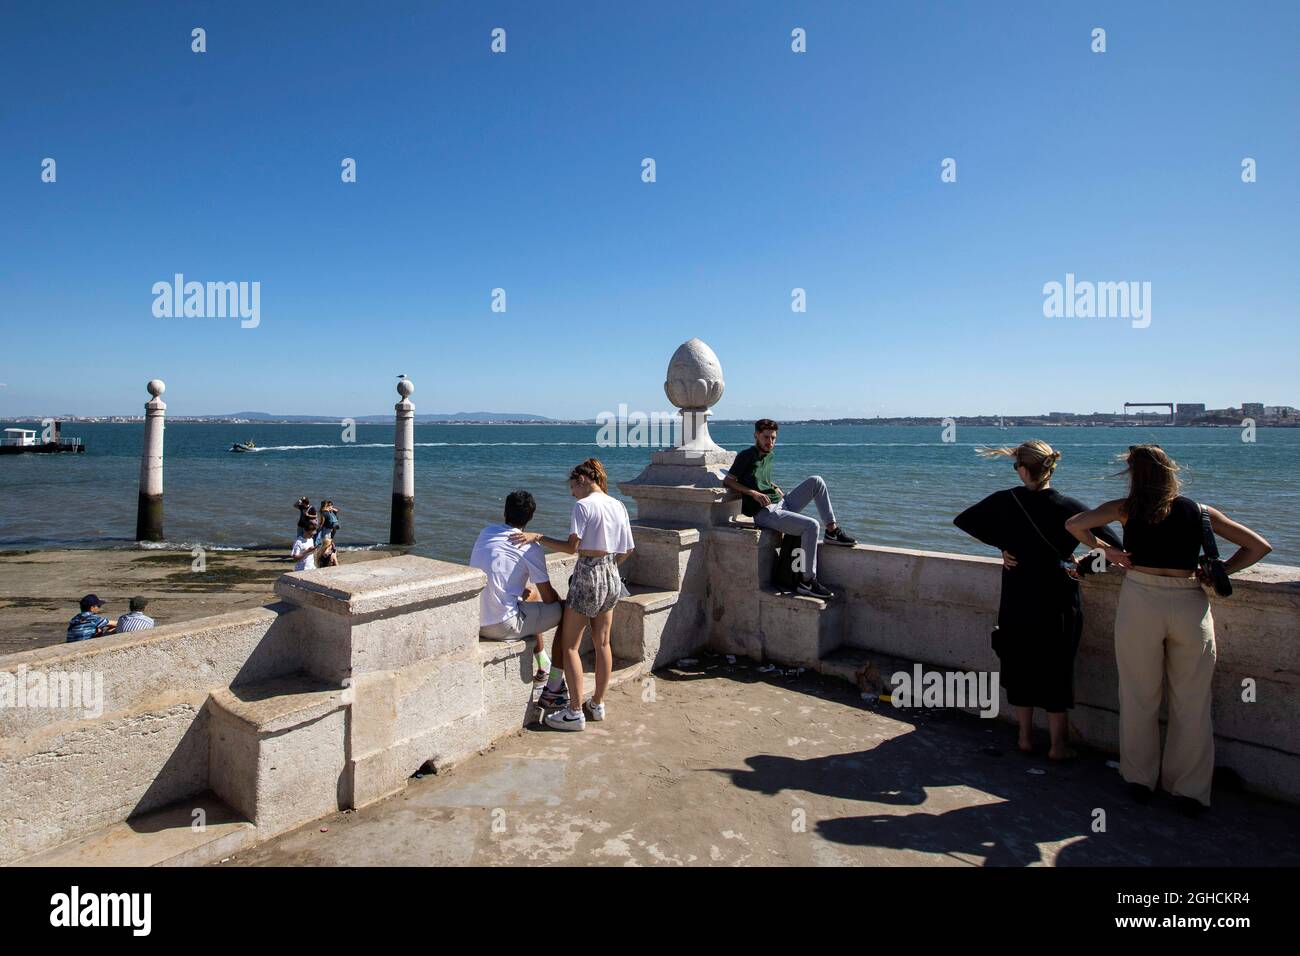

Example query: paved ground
[225,657,1300,867]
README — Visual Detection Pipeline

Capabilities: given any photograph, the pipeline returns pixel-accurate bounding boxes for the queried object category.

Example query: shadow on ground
[661,663,1299,867]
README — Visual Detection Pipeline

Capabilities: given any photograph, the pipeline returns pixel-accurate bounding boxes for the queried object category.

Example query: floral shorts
[568,554,623,617]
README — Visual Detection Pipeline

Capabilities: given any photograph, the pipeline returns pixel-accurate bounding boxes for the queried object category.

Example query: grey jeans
[752,475,836,577]
[479,600,563,640]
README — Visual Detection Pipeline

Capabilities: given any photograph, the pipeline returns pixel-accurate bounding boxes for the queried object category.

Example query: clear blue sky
[2,1,1297,420]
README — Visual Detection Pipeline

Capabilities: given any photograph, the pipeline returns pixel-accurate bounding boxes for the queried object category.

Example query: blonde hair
[978,439,1062,489]
[570,457,608,493]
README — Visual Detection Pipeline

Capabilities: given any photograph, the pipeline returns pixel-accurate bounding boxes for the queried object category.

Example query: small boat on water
[1,424,84,455]
[229,440,256,453]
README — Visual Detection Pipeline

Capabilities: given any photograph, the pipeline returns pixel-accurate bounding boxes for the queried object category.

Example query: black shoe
[1126,782,1154,805]
[796,578,834,599]
[1171,794,1207,818]
[824,526,857,547]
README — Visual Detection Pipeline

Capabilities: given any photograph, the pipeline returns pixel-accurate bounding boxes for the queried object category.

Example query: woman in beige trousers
[1066,445,1270,814]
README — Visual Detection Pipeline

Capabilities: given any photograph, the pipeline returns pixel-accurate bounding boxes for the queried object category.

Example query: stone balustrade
[3,534,1296,865]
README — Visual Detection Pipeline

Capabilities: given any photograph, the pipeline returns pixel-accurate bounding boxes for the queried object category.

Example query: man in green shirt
[723,419,856,599]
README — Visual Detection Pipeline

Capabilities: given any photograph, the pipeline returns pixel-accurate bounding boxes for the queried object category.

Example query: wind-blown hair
[1121,444,1182,523]
[977,439,1062,490]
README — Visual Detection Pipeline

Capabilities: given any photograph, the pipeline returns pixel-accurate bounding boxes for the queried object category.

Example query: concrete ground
[224,657,1300,867]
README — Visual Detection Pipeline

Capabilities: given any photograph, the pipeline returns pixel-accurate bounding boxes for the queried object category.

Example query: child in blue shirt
[66,594,116,643]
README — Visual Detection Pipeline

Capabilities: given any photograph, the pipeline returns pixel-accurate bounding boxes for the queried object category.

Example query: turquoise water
[1,422,1297,566]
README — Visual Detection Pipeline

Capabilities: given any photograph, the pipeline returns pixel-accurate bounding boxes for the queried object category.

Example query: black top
[1122,495,1202,570]
[954,487,1122,573]
[955,486,1122,713]
[728,445,783,517]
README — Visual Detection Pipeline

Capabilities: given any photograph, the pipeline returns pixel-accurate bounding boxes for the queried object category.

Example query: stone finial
[397,378,414,399]
[661,338,725,454]
[616,338,736,526]
[664,338,724,411]
[147,379,165,398]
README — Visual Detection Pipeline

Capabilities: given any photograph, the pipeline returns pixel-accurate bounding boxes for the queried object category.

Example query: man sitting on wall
[470,490,566,692]
[723,418,857,600]
[116,596,156,632]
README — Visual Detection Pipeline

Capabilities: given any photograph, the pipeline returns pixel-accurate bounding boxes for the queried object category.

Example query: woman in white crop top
[511,458,634,731]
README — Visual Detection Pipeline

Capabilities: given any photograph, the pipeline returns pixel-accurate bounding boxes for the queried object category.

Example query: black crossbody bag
[1198,503,1233,597]
[1008,489,1080,580]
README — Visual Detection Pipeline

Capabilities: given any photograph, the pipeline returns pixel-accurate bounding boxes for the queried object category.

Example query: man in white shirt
[470,491,563,683]
[116,596,156,632]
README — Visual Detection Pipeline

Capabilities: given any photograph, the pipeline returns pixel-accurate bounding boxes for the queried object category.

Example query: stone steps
[13,792,255,867]
[756,586,846,668]
[818,645,875,685]
[612,585,679,665]
[208,675,349,842]
[624,522,700,591]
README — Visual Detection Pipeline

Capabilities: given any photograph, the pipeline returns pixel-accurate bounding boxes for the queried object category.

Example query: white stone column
[136,379,166,541]
[389,379,415,545]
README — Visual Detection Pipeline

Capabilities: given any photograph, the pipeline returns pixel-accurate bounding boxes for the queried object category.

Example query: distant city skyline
[2,3,1297,420]
[3,400,1295,425]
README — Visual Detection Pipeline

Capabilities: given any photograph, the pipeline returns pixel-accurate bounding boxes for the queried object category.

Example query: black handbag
[771,533,802,592]
[1198,504,1233,597]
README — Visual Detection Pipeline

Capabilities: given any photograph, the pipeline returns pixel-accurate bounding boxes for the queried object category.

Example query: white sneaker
[586,701,605,721]
[544,707,586,732]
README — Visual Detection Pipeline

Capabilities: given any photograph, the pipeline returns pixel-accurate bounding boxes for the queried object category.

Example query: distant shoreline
[5,418,1298,428]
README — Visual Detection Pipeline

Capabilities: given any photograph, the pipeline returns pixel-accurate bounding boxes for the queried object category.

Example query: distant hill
[360,411,558,423]
[216,411,558,423]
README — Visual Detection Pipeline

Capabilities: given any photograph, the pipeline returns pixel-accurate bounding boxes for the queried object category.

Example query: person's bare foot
[1018,737,1034,754]
[1048,746,1078,761]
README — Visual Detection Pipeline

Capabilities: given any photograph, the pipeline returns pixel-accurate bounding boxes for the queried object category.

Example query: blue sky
[2,1,1297,420]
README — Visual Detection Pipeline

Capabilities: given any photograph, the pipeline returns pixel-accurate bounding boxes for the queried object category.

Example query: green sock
[535,650,551,673]
[546,666,565,692]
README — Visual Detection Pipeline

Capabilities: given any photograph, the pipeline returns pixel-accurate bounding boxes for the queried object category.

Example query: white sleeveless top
[569,491,634,554]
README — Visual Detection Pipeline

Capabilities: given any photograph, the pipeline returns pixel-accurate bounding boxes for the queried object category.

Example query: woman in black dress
[954,440,1121,759]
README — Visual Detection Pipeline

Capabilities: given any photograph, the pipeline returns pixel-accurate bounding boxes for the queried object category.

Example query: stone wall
[0,554,579,865]
[0,605,295,863]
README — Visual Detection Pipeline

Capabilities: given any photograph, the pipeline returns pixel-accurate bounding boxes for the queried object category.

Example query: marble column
[135,379,166,541]
[389,379,415,545]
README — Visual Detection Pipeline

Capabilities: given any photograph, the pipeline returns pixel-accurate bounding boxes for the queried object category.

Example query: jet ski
[230,440,256,452]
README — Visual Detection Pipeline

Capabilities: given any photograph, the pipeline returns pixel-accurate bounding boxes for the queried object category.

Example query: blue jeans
[753,475,836,577]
